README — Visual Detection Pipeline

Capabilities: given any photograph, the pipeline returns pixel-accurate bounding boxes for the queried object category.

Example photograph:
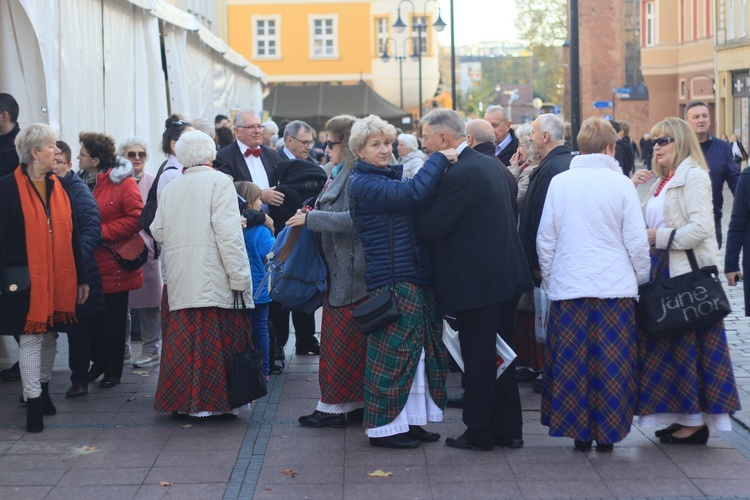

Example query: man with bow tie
[216,110,284,207]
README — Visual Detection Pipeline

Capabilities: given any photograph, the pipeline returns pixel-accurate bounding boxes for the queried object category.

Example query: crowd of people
[0,90,744,453]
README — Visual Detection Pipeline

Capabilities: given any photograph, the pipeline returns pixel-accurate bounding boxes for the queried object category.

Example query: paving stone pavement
[0,176,749,499]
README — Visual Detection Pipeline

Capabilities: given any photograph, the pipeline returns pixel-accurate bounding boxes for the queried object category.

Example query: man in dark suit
[275,120,319,165]
[484,105,519,167]
[417,109,534,451]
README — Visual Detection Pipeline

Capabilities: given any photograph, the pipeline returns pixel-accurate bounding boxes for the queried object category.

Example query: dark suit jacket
[215,142,278,186]
[496,128,519,168]
[274,147,319,165]
[417,147,533,313]
[518,144,572,273]
[473,141,518,220]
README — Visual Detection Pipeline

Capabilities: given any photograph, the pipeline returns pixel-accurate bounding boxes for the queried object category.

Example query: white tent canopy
[0,0,266,173]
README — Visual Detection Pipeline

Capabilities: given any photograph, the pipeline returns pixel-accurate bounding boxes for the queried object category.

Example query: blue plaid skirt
[636,249,741,417]
[541,297,638,443]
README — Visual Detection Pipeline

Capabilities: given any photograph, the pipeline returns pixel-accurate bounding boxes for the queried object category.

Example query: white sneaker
[132,352,161,368]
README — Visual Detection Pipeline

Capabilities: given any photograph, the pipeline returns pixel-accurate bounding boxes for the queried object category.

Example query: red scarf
[14,168,77,333]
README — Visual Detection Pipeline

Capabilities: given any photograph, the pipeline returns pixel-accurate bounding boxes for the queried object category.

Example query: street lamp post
[381,37,418,110]
[392,0,446,119]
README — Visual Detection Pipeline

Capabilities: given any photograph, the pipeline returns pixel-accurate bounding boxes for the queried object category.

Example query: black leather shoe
[346,408,364,423]
[654,424,682,438]
[660,425,709,445]
[369,433,420,449]
[574,439,593,451]
[99,378,120,388]
[274,346,286,361]
[298,410,347,428]
[270,361,284,374]
[408,425,440,442]
[296,343,321,355]
[446,392,465,408]
[596,441,614,451]
[65,384,88,398]
[88,367,104,382]
[1,362,21,381]
[445,433,493,451]
[532,378,543,394]
[516,367,541,382]
[494,437,524,449]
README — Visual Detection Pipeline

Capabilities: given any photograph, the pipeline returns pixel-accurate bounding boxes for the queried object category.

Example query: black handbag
[0,266,30,296]
[227,293,268,407]
[351,215,401,335]
[637,230,731,340]
[102,234,148,271]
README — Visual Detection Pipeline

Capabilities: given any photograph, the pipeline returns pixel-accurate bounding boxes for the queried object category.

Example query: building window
[411,15,429,55]
[375,17,389,57]
[740,0,747,37]
[728,0,736,39]
[253,16,280,59]
[679,79,687,99]
[646,2,655,46]
[310,15,338,59]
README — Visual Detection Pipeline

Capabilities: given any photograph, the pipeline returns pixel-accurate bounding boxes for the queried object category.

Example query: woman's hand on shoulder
[438,148,458,164]
[286,208,307,227]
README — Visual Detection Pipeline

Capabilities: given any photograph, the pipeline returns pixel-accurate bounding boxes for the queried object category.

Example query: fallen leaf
[143,394,154,399]
[282,469,297,477]
[160,481,172,487]
[368,470,393,477]
[83,446,96,452]
[126,396,136,402]
[132,370,149,376]
[265,487,272,491]
[181,424,192,429]
[306,377,315,382]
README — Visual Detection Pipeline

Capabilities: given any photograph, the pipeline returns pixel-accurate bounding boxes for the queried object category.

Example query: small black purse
[351,215,401,335]
[227,293,268,407]
[102,235,149,271]
[0,266,31,296]
[637,230,731,340]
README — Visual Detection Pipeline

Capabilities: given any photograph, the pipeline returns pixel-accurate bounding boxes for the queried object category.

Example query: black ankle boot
[41,382,56,416]
[26,396,44,433]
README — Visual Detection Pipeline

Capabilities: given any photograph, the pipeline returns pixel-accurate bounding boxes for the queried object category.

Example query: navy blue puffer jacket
[348,153,450,290]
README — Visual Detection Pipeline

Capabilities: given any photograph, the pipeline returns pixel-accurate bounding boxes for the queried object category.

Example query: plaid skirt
[541,297,638,443]
[319,296,367,404]
[154,298,252,414]
[636,249,741,417]
[513,310,545,371]
[364,283,447,429]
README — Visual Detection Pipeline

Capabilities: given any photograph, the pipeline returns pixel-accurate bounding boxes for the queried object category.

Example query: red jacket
[92,159,144,294]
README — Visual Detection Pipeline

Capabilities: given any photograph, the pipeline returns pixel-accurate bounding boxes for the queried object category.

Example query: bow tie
[244,148,261,158]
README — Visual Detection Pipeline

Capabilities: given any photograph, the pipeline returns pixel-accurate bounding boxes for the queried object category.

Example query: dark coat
[215,142,278,186]
[640,137,654,160]
[615,137,635,176]
[518,144,572,274]
[267,159,327,235]
[348,154,451,290]
[0,168,88,335]
[274,146,319,165]
[417,147,533,313]
[724,166,750,315]
[701,134,740,220]
[496,127,519,168]
[473,141,519,221]
[0,123,20,178]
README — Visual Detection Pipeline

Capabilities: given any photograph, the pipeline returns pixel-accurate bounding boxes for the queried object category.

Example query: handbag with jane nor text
[637,230,731,340]
[227,293,267,407]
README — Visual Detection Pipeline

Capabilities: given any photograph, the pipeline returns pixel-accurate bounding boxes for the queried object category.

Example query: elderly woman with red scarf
[0,124,89,433]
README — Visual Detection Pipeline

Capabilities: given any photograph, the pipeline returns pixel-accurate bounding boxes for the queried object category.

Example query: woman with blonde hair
[638,117,741,444]
[537,117,650,450]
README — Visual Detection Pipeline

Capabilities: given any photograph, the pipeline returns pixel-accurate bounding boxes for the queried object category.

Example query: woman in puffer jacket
[78,132,143,389]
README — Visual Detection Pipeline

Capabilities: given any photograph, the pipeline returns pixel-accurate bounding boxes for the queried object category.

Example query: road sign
[552,105,562,114]
[593,101,614,109]
[614,87,631,94]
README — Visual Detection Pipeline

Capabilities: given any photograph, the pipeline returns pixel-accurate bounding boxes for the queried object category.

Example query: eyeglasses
[654,136,675,147]
[325,140,342,150]
[290,136,313,148]
[126,151,147,160]
[77,153,92,158]
[235,125,264,131]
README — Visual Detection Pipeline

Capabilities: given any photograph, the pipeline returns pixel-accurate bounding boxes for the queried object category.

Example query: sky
[437,0,518,46]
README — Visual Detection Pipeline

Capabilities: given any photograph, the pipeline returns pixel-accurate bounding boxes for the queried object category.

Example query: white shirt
[644,177,673,230]
[456,141,468,155]
[237,140,270,190]
[282,146,296,160]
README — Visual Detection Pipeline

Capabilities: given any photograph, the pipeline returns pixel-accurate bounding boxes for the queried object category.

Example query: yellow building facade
[226,0,442,118]
[715,0,750,148]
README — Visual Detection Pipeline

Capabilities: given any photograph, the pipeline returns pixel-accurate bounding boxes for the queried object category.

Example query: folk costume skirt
[541,297,638,444]
[363,283,447,432]
[513,310,545,372]
[317,295,367,412]
[636,249,741,431]
[154,289,252,415]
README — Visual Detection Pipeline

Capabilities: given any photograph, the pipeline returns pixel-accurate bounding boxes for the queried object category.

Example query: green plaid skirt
[363,282,447,429]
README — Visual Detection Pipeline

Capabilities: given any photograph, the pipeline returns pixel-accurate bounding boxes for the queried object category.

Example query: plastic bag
[442,320,517,378]
[533,282,550,344]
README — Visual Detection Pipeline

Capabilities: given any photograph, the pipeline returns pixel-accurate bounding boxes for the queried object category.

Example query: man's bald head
[466,119,496,147]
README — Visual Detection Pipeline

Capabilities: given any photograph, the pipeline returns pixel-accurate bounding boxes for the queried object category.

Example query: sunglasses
[126,151,147,160]
[325,140,342,149]
[654,136,675,147]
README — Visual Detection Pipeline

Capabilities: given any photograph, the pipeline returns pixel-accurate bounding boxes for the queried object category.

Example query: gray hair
[117,136,149,156]
[349,115,396,154]
[537,114,565,142]
[263,120,279,136]
[397,133,419,152]
[419,109,466,139]
[283,120,313,139]
[485,105,508,120]
[15,123,56,165]
[514,123,540,163]
[233,109,260,127]
[191,117,215,138]
[175,129,217,168]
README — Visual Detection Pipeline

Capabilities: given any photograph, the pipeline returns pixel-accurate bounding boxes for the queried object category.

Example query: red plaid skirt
[513,310,545,371]
[319,296,367,404]
[154,300,252,414]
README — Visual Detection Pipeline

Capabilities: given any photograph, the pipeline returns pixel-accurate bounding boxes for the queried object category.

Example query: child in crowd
[235,181,274,380]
